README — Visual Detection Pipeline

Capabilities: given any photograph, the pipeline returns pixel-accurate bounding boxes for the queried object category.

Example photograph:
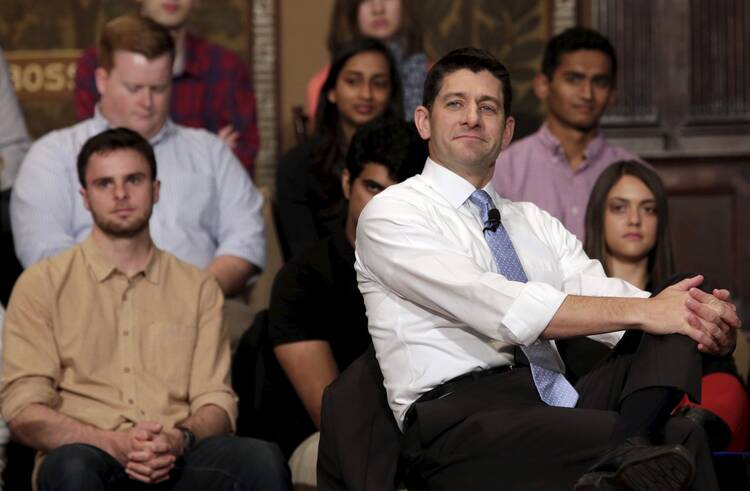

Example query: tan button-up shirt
[0,236,238,432]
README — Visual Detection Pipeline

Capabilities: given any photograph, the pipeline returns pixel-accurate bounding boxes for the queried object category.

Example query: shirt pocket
[138,321,197,399]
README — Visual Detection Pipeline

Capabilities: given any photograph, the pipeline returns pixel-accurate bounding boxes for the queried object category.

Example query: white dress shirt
[355,157,649,428]
[11,108,265,271]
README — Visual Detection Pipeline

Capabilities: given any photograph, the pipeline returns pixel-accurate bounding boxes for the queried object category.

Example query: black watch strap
[176,426,196,455]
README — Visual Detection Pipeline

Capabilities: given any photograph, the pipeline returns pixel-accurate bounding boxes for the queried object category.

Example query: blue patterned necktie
[469,189,578,408]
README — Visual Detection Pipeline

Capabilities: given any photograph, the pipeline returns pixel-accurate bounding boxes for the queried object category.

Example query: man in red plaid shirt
[74,0,259,175]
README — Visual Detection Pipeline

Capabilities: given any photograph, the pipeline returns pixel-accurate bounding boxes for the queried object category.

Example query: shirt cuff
[215,243,266,271]
[189,391,239,433]
[501,281,567,346]
[1,378,61,422]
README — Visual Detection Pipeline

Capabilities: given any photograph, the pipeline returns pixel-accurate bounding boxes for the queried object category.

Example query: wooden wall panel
[652,155,750,320]
[593,0,658,126]
[689,0,750,122]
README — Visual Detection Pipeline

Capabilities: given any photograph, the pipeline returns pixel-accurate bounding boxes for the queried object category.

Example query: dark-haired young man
[492,27,639,240]
[0,128,290,491]
[266,119,427,456]
[354,47,736,490]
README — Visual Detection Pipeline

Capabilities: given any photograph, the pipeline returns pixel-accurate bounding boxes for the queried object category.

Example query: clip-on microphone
[485,208,501,232]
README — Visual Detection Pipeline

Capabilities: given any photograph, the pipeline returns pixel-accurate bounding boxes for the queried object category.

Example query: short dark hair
[541,27,617,80]
[422,47,512,116]
[584,160,673,286]
[99,14,175,71]
[345,118,427,183]
[77,128,157,188]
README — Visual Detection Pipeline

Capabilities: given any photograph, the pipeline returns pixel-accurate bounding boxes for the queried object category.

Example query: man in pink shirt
[492,27,639,240]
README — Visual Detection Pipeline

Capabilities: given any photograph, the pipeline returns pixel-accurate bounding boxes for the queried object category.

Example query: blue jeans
[36,435,291,491]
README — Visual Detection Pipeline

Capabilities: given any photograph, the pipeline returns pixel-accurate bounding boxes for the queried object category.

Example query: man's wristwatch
[176,426,196,455]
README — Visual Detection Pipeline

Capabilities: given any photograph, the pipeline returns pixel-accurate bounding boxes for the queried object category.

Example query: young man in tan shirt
[0,128,290,490]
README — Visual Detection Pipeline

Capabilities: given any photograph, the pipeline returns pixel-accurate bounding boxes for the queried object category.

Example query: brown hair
[326,0,423,56]
[98,14,175,71]
[584,160,674,287]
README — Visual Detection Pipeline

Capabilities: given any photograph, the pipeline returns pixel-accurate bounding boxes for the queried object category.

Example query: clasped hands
[653,275,741,356]
[111,421,184,484]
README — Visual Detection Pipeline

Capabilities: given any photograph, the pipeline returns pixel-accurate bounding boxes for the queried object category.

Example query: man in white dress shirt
[354,48,738,490]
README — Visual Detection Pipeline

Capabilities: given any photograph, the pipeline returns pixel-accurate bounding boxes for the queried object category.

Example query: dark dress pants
[36,435,292,491]
[400,331,718,491]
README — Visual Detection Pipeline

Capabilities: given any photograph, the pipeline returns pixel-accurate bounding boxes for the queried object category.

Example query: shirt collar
[81,235,162,284]
[421,157,495,209]
[538,122,607,168]
[92,105,175,146]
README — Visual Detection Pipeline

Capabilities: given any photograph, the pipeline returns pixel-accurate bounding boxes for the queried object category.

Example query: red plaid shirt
[74,33,259,174]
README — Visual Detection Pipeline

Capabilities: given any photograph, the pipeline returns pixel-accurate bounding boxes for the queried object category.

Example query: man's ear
[152,179,161,204]
[95,67,109,96]
[413,106,432,141]
[532,73,549,102]
[501,116,516,150]
[341,168,352,200]
[79,187,91,212]
[607,87,617,107]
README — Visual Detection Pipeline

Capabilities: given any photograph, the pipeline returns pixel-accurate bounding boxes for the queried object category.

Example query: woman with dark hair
[582,160,748,452]
[306,0,427,120]
[277,37,403,258]
[584,160,673,290]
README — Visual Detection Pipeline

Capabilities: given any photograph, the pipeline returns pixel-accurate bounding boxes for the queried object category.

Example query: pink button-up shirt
[492,123,640,241]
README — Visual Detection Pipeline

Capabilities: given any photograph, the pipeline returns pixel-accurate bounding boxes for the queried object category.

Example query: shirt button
[123,330,129,336]
[124,367,131,374]
[128,399,134,405]
[571,206,579,215]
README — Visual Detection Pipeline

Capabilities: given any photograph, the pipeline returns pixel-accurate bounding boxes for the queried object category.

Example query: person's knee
[37,444,116,491]
[198,435,291,489]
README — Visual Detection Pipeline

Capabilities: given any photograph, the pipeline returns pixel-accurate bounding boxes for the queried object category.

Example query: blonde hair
[99,14,175,71]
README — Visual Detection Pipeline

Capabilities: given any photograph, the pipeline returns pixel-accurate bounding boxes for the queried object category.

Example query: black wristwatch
[176,426,196,455]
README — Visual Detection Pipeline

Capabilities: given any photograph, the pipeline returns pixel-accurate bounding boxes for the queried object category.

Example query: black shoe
[675,405,732,451]
[573,437,695,491]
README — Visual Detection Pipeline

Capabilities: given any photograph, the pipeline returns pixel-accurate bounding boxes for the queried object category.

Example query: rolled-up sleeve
[0,265,62,421]
[188,276,238,430]
[356,194,566,346]
[210,140,265,271]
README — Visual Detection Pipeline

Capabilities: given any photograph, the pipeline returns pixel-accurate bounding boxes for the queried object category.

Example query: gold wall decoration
[0,0,254,139]
[414,0,551,137]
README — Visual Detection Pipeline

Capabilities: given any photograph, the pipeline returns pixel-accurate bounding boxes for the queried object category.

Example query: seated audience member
[349,47,738,490]
[267,119,427,456]
[307,0,427,121]
[583,160,749,451]
[0,45,30,305]
[0,128,290,491]
[12,14,264,299]
[0,46,31,193]
[492,27,640,240]
[276,37,403,259]
[74,0,259,173]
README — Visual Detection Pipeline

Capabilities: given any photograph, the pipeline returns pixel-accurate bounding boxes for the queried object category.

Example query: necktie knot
[469,189,500,232]
[468,189,494,214]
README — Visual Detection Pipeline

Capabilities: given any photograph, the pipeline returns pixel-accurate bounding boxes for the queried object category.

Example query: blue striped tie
[469,189,578,408]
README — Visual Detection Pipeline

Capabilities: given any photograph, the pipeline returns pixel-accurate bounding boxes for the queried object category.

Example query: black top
[263,228,370,456]
[275,141,344,260]
[268,227,369,370]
